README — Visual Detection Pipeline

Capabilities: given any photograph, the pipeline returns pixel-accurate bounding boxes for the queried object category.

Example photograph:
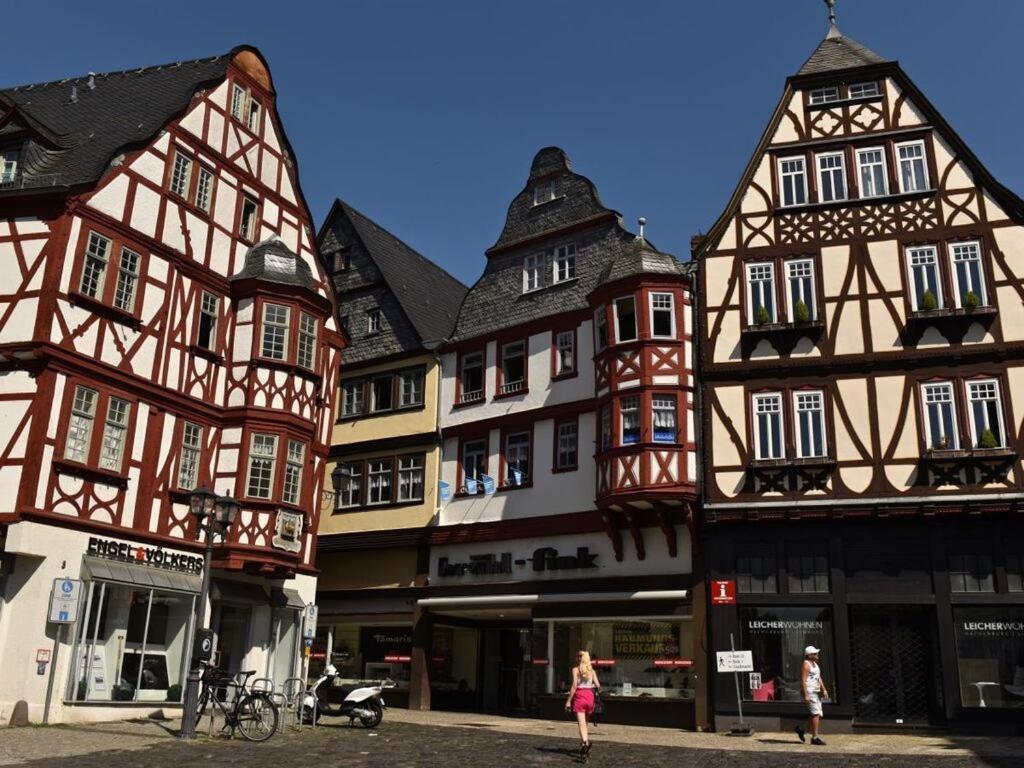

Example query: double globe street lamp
[178,487,240,740]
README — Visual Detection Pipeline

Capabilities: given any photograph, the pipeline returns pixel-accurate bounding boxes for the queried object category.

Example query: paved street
[1,711,1022,768]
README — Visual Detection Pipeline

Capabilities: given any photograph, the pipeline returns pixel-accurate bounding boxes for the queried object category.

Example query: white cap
[805,646,821,656]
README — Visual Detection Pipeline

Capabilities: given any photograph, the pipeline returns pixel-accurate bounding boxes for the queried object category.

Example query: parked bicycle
[193,662,279,741]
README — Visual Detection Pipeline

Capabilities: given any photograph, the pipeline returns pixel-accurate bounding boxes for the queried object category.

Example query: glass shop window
[737,552,778,594]
[953,607,1024,709]
[740,606,837,703]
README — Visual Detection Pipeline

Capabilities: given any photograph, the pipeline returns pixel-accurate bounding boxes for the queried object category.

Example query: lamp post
[178,487,240,740]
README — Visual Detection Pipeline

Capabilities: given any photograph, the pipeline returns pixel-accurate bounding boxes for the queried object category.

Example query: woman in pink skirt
[564,650,601,761]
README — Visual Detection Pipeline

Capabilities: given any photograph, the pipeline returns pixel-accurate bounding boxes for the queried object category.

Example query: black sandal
[582,742,592,762]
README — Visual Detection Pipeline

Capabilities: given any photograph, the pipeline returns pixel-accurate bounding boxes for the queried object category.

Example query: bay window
[297,312,317,370]
[747,262,776,324]
[922,382,958,450]
[897,140,929,193]
[794,390,826,458]
[650,292,675,338]
[368,459,393,505]
[336,462,362,509]
[967,379,1005,448]
[459,352,484,403]
[753,392,784,460]
[397,455,425,502]
[553,243,576,283]
[614,296,638,342]
[504,431,531,485]
[554,329,575,377]
[949,241,987,308]
[246,433,278,499]
[816,151,847,203]
[907,246,942,310]
[499,341,526,395]
[600,405,612,451]
[177,422,203,490]
[621,396,640,445]
[786,259,816,322]
[856,147,888,198]
[652,395,678,443]
[778,156,807,207]
[260,303,290,360]
[594,308,609,351]
[555,420,578,470]
[282,440,304,506]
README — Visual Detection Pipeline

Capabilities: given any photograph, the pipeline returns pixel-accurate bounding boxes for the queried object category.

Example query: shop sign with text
[87,536,202,574]
[437,546,598,578]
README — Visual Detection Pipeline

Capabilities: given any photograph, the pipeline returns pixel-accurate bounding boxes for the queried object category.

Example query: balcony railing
[459,389,484,405]
[498,379,525,396]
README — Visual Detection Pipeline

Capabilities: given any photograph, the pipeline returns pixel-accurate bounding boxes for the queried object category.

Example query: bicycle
[194,662,280,741]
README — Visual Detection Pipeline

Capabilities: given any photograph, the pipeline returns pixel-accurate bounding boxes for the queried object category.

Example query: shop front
[411,526,700,728]
[705,516,1024,734]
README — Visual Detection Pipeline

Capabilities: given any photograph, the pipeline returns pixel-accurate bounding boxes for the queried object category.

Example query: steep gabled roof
[326,198,468,345]
[0,50,239,194]
[797,25,888,75]
[599,234,690,287]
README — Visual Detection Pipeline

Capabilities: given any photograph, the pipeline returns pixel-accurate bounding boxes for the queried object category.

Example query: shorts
[807,692,823,717]
[571,688,595,714]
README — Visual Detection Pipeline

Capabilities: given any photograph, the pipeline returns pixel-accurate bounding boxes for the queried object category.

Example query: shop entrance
[850,606,941,725]
[213,604,251,674]
[481,628,532,711]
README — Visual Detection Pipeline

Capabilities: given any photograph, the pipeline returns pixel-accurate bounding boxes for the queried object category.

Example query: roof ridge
[2,53,228,93]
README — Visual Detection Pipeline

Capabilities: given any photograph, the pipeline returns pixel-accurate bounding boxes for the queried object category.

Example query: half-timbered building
[0,47,342,723]
[696,11,1024,732]
[419,147,702,728]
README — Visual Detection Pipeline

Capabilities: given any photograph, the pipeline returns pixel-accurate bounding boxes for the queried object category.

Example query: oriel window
[650,292,675,338]
[620,396,640,445]
[614,296,638,343]
[261,303,290,360]
[652,396,678,443]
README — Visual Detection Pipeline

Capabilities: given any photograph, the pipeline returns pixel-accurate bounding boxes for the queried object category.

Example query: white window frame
[337,462,362,509]
[896,140,929,194]
[246,433,279,499]
[778,156,808,207]
[170,151,193,198]
[906,246,943,311]
[785,259,816,322]
[848,81,880,99]
[808,86,840,105]
[504,431,531,483]
[746,262,777,324]
[553,243,577,283]
[620,395,641,445]
[367,308,382,334]
[460,352,484,402]
[399,368,424,408]
[231,83,247,120]
[367,459,393,505]
[523,254,543,292]
[652,395,678,444]
[499,341,526,394]
[240,195,259,241]
[533,180,556,206]
[556,421,578,469]
[793,390,827,458]
[948,240,987,308]
[195,166,215,213]
[197,291,219,351]
[554,330,575,376]
[613,295,638,343]
[297,312,317,370]
[99,397,131,472]
[856,146,889,198]
[753,392,785,460]
[177,422,204,490]
[816,151,847,203]
[397,455,425,502]
[112,247,141,313]
[341,380,365,417]
[594,308,609,351]
[462,439,486,485]
[370,374,394,413]
[0,146,20,184]
[64,385,98,464]
[246,97,262,133]
[80,231,112,299]
[649,292,676,339]
[922,381,959,451]
[966,379,1006,449]
[282,440,304,505]
[261,303,291,360]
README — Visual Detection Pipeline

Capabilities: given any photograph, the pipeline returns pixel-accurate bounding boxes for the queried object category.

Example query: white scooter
[301,657,395,727]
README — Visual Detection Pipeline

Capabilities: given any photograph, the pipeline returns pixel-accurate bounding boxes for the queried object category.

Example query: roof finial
[825,0,840,38]
[638,216,646,239]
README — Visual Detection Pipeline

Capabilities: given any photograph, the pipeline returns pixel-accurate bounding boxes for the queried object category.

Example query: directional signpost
[44,578,82,724]
[716,634,754,735]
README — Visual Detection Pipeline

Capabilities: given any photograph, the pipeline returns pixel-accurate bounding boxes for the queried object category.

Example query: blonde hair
[576,650,593,678]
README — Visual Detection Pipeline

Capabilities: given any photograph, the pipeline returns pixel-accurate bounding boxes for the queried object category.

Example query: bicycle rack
[282,677,305,732]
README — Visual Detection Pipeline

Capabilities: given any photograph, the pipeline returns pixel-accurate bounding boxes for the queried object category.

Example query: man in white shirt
[795,645,829,746]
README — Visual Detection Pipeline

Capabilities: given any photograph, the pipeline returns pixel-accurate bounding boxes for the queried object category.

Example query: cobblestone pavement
[1,712,1022,768]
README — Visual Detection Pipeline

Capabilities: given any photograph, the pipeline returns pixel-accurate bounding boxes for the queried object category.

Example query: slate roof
[600,235,690,286]
[0,51,235,194]
[796,24,888,76]
[327,199,468,345]
[231,238,316,289]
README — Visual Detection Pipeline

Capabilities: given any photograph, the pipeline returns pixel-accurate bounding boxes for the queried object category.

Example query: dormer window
[808,86,840,105]
[553,243,576,283]
[533,180,556,206]
[0,146,21,185]
[367,307,382,334]
[848,81,880,99]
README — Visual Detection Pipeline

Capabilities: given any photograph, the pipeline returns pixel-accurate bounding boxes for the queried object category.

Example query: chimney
[87,73,96,90]
[69,85,78,103]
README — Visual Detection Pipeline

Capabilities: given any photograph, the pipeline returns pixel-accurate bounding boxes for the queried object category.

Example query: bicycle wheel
[193,688,210,731]
[236,693,279,742]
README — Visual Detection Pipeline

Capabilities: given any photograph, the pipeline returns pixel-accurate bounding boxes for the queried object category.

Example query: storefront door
[850,607,941,725]
[481,628,531,712]
[214,604,251,674]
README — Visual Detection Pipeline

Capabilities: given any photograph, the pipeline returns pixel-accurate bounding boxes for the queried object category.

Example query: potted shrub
[757,305,771,325]
[921,289,938,311]
[965,291,980,311]
[112,681,136,701]
[166,684,182,703]
[934,434,950,450]
[979,428,998,449]
[794,299,811,324]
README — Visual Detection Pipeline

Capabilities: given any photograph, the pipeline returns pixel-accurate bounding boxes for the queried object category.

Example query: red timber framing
[0,47,343,577]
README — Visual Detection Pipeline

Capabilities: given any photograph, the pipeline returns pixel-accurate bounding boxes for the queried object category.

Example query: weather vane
[825,0,837,27]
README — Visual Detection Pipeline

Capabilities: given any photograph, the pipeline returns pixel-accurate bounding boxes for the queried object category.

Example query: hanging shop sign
[87,536,202,574]
[437,546,598,578]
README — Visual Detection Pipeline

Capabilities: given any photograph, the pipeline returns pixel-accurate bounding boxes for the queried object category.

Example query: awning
[211,578,269,605]
[83,556,201,594]
[271,586,305,609]
[417,590,688,609]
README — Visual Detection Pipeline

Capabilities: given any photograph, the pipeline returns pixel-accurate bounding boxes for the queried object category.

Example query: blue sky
[3,1,1021,285]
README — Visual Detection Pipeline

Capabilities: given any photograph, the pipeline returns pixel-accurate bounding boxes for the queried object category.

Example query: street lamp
[179,488,240,740]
